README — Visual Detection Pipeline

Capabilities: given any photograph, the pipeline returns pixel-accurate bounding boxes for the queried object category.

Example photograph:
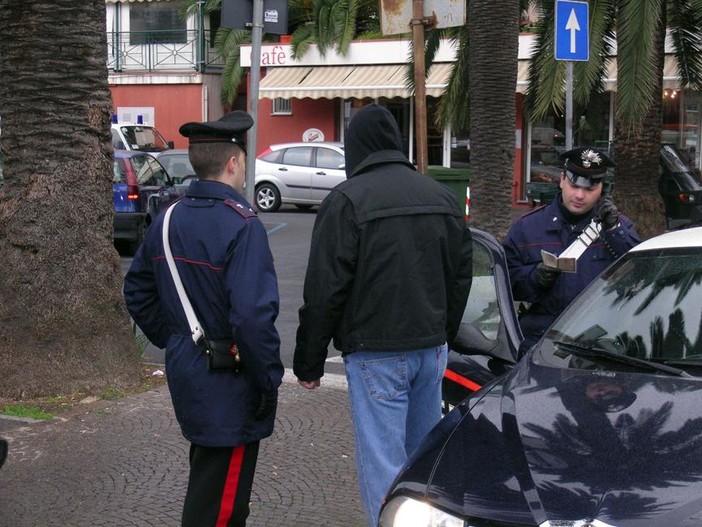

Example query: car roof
[268,141,344,150]
[630,226,702,252]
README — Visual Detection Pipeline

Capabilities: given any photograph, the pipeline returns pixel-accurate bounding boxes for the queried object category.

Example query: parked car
[658,144,702,230]
[254,142,346,212]
[151,149,197,192]
[113,150,181,254]
[381,226,702,527]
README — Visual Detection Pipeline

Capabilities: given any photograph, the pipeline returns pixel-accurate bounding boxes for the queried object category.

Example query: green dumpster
[426,166,471,206]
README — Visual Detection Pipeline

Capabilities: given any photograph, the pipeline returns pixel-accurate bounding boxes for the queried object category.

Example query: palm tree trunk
[613,3,667,240]
[0,0,141,398]
[467,0,520,239]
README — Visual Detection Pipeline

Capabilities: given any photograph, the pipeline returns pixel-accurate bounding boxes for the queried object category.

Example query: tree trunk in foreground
[0,0,142,398]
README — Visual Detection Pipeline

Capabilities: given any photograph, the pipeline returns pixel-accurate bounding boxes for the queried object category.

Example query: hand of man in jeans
[298,379,321,390]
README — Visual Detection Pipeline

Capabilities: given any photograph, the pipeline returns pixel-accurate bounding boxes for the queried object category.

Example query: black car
[658,144,702,230]
[381,226,702,527]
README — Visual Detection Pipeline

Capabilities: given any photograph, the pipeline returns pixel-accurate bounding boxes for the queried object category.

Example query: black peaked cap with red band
[179,111,254,147]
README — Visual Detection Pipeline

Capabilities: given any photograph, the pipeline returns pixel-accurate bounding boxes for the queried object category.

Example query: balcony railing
[107,30,224,73]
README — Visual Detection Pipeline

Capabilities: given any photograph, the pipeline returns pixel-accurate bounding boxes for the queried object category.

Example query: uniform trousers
[182,441,260,527]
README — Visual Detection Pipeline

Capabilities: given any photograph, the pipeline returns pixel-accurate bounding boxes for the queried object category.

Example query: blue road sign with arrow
[555,0,589,61]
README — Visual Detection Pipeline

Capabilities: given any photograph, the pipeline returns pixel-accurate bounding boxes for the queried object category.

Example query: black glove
[254,389,278,421]
[596,196,620,230]
[535,263,561,290]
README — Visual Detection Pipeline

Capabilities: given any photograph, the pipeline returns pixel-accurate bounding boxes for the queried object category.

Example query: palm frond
[214,28,251,107]
[571,0,616,105]
[668,0,702,89]
[436,25,470,133]
[615,0,663,131]
[290,24,316,59]
[331,0,359,55]
[524,2,566,120]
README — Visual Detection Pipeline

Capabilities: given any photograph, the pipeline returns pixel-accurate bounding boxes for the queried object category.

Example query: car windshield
[120,126,170,152]
[538,248,702,372]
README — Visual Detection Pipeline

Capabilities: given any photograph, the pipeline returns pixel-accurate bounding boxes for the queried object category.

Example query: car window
[113,159,127,184]
[316,148,344,170]
[540,249,702,366]
[282,147,313,167]
[160,155,193,180]
[261,149,283,163]
[145,157,169,186]
[461,240,502,341]
[112,129,126,150]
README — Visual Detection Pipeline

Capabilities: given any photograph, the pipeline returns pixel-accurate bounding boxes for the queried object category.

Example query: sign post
[379,0,464,174]
[222,0,288,203]
[554,0,589,151]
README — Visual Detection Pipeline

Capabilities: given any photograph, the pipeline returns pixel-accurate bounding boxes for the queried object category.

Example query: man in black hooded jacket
[293,104,473,527]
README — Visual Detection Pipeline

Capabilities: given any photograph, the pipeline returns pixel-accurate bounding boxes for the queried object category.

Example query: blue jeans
[344,344,448,527]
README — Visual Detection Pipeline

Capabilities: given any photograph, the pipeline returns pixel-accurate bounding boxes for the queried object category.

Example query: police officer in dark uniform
[503,147,641,357]
[124,111,283,527]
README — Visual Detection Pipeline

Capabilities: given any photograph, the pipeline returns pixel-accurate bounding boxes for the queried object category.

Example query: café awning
[258,63,452,100]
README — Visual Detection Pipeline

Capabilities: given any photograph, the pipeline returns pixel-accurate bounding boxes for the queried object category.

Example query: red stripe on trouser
[216,445,245,527]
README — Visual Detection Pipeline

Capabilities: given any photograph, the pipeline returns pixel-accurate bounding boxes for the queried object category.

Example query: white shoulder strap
[162,202,204,345]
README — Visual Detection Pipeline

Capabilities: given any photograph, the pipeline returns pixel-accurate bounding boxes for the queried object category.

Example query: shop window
[272,98,292,115]
[130,1,187,45]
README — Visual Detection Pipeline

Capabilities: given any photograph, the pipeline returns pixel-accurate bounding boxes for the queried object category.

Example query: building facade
[242,35,701,205]
[103,0,701,206]
[106,0,226,149]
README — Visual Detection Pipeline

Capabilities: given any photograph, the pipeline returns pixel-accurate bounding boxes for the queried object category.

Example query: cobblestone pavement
[0,374,366,527]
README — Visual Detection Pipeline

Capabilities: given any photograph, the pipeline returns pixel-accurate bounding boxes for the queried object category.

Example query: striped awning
[259,63,452,100]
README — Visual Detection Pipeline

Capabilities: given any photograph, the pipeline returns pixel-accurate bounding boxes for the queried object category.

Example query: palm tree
[525,0,702,239]
[0,0,142,398]
[426,1,530,238]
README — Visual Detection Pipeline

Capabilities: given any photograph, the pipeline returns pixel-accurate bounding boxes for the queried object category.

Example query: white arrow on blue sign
[555,0,589,61]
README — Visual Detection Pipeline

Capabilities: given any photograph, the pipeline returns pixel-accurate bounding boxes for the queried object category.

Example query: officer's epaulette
[514,204,547,222]
[224,199,257,220]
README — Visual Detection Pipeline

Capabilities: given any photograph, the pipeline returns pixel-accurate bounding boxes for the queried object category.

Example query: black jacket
[293,104,473,382]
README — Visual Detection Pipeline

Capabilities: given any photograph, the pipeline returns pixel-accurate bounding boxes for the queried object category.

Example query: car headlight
[379,496,465,527]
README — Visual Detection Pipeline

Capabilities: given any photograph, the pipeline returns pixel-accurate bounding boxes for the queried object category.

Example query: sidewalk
[0,372,366,527]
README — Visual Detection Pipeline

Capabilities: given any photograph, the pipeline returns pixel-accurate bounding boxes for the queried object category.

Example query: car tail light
[123,160,139,200]
[678,193,696,204]
[127,184,139,200]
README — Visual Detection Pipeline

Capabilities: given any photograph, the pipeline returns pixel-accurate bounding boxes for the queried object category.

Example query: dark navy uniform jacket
[124,180,283,447]
[503,196,641,352]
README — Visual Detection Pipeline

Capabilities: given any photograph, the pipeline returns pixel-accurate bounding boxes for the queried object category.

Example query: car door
[137,156,179,217]
[442,227,523,412]
[278,146,315,201]
[309,146,346,203]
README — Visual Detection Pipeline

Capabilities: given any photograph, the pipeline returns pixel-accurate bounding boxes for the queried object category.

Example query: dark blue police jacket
[503,196,641,351]
[124,180,283,447]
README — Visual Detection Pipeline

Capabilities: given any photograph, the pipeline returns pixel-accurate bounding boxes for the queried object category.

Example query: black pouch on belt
[202,338,242,373]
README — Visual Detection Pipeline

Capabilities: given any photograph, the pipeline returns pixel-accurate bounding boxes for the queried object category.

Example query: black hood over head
[344,104,411,178]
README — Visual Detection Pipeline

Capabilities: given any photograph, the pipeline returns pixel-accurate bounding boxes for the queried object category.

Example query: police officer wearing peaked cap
[503,146,641,358]
[124,111,283,527]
